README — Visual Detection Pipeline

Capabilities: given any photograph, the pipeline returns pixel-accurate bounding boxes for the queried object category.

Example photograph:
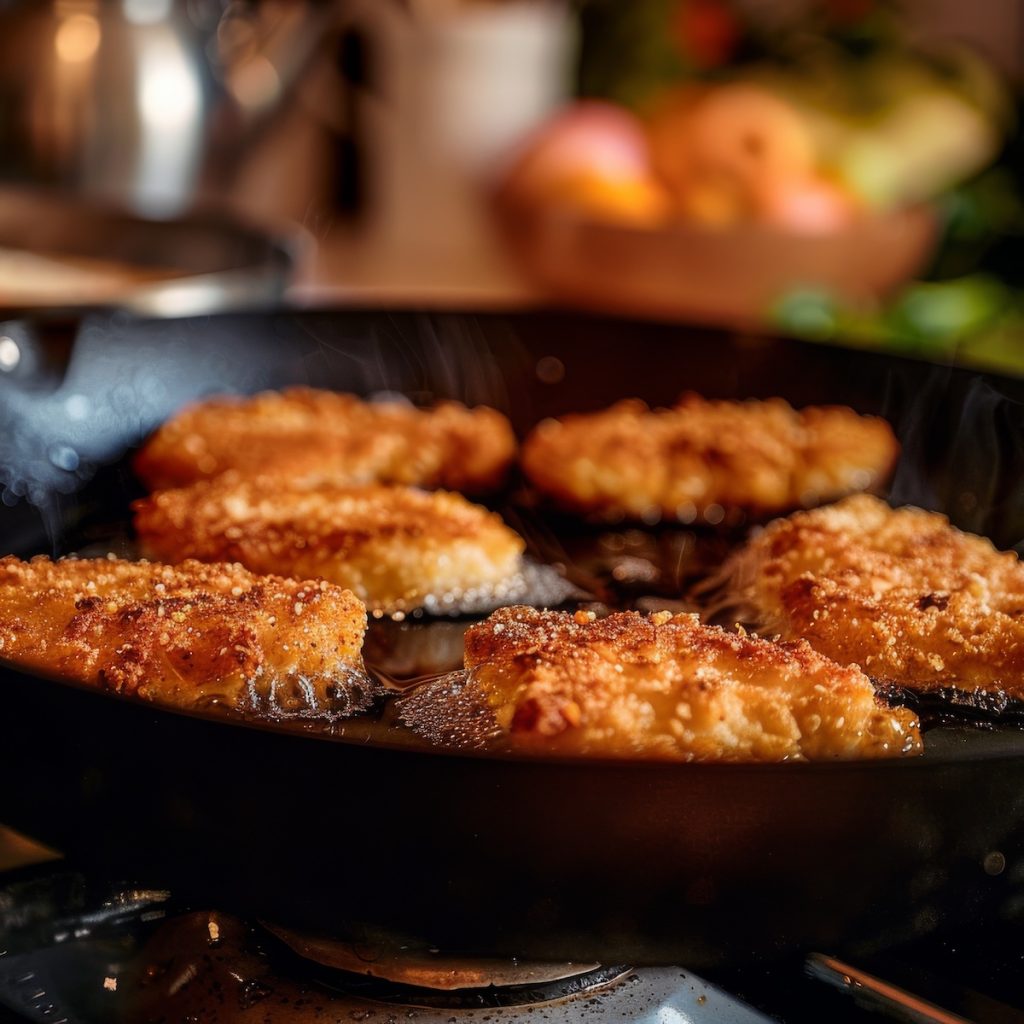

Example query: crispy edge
[0,555,371,715]
[408,606,921,761]
[132,480,526,611]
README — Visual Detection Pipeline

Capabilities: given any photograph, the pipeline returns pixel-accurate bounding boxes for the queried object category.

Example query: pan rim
[4,656,1020,776]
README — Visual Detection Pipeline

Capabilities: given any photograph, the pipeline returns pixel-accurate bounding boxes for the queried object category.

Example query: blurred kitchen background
[1,0,1023,370]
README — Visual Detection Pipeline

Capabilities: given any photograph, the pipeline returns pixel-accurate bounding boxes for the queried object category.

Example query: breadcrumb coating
[400,606,920,761]
[521,394,897,523]
[0,556,370,716]
[722,494,1024,697]
[134,388,516,493]
[133,479,526,614]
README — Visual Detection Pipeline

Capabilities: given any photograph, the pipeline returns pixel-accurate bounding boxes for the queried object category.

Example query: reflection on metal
[0,186,295,315]
[123,0,172,27]
[807,954,974,1024]
[55,13,100,63]
[0,885,778,1023]
[262,920,603,991]
[133,25,203,216]
[0,825,59,872]
[0,338,21,372]
[228,52,281,109]
[0,2,327,216]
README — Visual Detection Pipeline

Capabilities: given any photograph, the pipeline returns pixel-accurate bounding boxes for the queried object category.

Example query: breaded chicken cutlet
[134,388,516,493]
[133,479,526,615]
[398,606,920,761]
[720,494,1024,700]
[0,557,370,716]
[521,394,898,523]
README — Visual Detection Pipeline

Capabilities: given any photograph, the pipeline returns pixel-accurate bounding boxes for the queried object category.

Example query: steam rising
[882,371,1024,551]
[0,311,530,558]
[6,309,1024,565]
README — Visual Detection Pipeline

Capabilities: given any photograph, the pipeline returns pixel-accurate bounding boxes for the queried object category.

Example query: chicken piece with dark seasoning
[720,494,1024,701]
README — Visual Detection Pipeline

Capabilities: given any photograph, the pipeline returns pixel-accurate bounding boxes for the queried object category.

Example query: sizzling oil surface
[27,512,1024,762]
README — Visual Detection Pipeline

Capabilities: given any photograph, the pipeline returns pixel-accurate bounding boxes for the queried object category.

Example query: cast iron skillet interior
[3,308,1024,967]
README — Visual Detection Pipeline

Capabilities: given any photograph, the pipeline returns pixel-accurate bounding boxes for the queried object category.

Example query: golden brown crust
[133,479,525,614]
[403,606,920,761]
[724,494,1024,697]
[0,556,370,715]
[134,388,516,493]
[521,394,898,523]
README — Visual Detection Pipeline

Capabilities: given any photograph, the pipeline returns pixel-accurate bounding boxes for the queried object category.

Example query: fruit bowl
[495,199,937,327]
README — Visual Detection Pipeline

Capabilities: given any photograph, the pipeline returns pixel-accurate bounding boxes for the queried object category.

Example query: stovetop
[2,865,1023,1024]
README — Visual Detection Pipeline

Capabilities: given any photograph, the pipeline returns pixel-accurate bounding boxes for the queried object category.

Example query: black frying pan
[3,308,1024,968]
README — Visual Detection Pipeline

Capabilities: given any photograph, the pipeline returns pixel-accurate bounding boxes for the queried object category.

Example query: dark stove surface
[1,866,1022,1024]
